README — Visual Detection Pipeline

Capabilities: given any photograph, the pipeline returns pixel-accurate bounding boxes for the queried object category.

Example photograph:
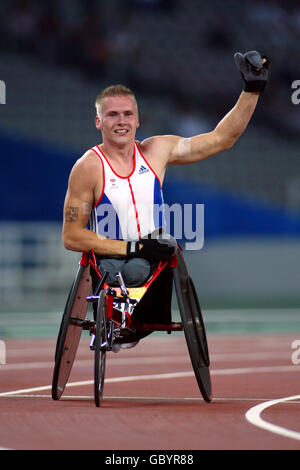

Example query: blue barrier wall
[0,131,74,221]
[163,179,300,239]
[2,131,300,238]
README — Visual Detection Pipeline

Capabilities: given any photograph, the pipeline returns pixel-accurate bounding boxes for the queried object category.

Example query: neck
[101,140,135,162]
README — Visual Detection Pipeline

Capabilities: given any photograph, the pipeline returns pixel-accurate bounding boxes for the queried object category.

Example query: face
[95,95,139,146]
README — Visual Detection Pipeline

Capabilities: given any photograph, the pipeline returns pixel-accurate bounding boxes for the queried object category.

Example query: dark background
[0,0,300,312]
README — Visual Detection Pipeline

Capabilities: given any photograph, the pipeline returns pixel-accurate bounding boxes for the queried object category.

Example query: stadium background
[0,0,299,336]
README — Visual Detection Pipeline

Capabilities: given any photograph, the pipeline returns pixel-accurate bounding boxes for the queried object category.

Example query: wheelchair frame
[52,248,212,406]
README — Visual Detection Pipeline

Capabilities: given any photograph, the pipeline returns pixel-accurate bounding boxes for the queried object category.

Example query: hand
[127,238,176,262]
[234,50,269,93]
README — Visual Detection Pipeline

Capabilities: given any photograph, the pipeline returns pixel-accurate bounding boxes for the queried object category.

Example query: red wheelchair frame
[52,247,212,407]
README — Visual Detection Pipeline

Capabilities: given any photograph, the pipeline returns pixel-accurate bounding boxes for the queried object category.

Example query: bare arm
[62,153,127,257]
[168,91,259,164]
[139,90,259,181]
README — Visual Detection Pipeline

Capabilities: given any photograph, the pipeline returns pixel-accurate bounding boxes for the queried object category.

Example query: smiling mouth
[114,129,129,134]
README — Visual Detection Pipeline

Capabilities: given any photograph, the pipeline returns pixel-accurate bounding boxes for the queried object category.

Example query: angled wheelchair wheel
[94,289,108,407]
[187,277,210,367]
[52,263,92,400]
[174,250,212,403]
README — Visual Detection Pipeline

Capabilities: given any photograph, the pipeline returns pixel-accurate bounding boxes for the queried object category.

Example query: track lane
[0,334,300,450]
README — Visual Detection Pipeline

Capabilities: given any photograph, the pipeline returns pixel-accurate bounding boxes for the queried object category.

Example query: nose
[117,113,127,126]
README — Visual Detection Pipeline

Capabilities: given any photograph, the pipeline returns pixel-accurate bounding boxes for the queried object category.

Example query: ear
[95,115,102,131]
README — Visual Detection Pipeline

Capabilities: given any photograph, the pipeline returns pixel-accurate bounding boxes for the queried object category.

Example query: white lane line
[2,352,297,371]
[1,365,300,398]
[245,395,300,441]
[213,365,300,375]
[0,371,193,396]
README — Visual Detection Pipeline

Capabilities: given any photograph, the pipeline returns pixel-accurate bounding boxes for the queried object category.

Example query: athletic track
[1,331,300,451]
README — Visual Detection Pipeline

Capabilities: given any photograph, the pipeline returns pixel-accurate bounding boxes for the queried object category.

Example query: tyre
[52,263,92,400]
[174,250,212,402]
[94,289,108,407]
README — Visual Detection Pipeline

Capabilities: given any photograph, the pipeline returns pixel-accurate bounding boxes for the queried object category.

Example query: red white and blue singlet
[88,142,166,241]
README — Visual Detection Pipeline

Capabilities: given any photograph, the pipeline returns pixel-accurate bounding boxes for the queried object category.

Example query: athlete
[63,51,269,287]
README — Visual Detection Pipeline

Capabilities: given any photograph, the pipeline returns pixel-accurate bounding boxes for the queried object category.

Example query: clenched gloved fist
[234,50,269,93]
[127,238,176,262]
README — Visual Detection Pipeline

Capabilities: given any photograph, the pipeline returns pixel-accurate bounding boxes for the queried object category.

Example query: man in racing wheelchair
[52,51,268,406]
[62,52,268,349]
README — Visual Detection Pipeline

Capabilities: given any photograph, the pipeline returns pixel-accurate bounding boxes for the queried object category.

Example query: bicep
[63,163,96,230]
[63,189,92,229]
[169,131,223,165]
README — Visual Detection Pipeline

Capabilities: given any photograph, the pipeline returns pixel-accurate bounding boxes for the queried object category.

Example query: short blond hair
[95,84,137,116]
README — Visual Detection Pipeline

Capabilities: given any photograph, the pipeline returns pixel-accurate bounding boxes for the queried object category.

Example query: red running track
[0,332,300,450]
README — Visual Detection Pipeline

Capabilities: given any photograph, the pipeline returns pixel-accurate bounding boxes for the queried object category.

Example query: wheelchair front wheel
[94,289,108,407]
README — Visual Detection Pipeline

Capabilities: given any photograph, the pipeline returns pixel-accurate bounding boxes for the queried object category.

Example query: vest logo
[138,165,149,174]
[110,178,118,189]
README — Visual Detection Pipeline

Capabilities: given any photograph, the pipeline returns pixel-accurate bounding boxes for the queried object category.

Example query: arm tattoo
[64,206,79,222]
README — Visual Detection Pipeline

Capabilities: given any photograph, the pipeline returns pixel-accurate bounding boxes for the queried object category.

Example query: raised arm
[164,51,269,166]
[168,90,259,164]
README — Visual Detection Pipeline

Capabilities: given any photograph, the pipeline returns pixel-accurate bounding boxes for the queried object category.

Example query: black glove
[127,238,176,262]
[234,50,269,93]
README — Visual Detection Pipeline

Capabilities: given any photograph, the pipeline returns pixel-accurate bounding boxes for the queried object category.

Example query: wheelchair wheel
[94,289,108,407]
[174,250,212,403]
[52,263,92,400]
[187,277,210,367]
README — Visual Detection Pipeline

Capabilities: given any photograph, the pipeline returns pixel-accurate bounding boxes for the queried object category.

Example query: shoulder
[136,135,181,183]
[72,149,101,173]
[139,135,179,154]
[138,135,180,165]
[69,149,103,186]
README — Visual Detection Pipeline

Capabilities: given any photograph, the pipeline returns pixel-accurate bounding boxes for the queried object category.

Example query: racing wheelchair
[51,246,212,407]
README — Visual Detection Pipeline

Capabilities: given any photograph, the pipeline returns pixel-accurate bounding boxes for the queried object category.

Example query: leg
[98,257,151,287]
[122,258,151,286]
[98,259,126,286]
